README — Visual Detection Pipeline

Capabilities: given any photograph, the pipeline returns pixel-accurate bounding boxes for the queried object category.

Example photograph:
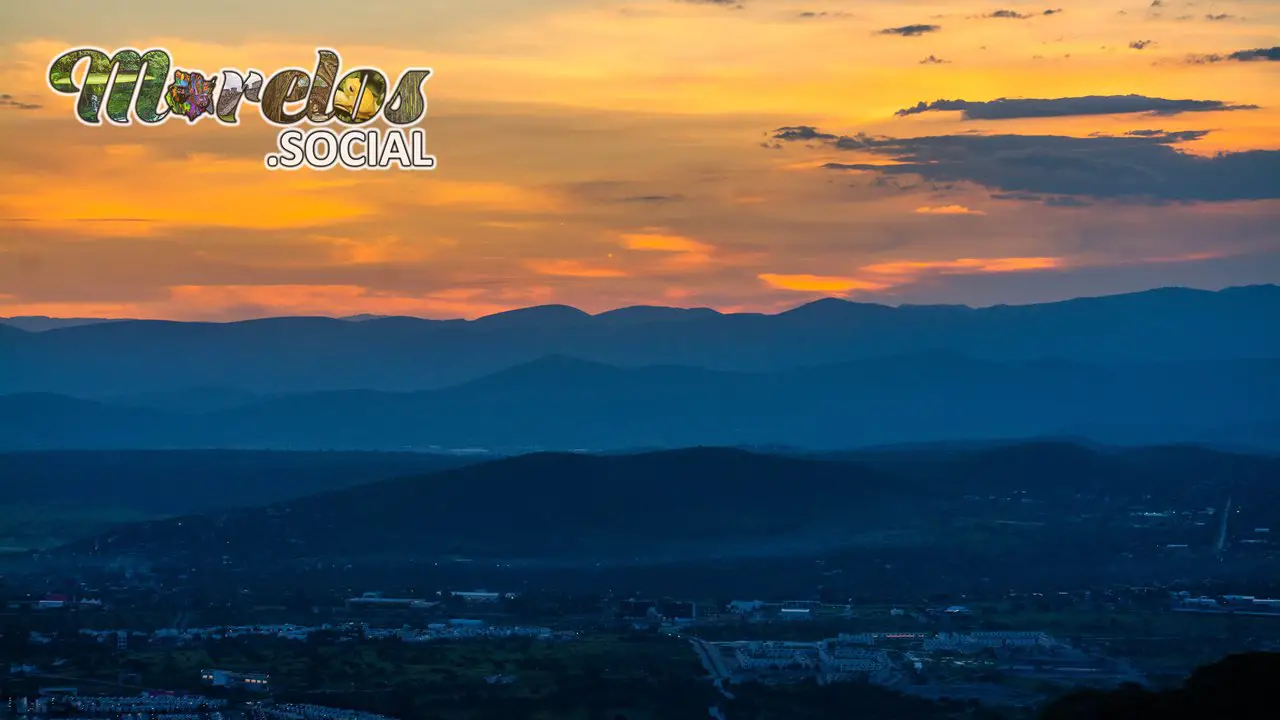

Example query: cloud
[618,194,684,203]
[989,192,1092,207]
[773,126,840,142]
[0,285,529,322]
[618,230,729,273]
[798,11,851,19]
[621,232,714,254]
[771,127,1280,204]
[678,0,743,7]
[1186,47,1280,64]
[893,94,1259,120]
[758,273,888,293]
[878,25,940,37]
[1129,40,1154,50]
[0,93,41,111]
[979,8,1061,19]
[915,205,985,215]
[758,256,1062,296]
[919,55,950,64]
[524,259,627,278]
[861,257,1060,275]
[1205,14,1233,21]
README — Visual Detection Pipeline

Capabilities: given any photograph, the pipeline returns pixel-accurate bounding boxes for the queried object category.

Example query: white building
[734,643,818,670]
[924,631,1053,652]
[449,590,517,602]
[201,669,270,691]
[819,645,891,674]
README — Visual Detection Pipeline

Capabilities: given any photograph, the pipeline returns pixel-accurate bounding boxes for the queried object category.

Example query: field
[0,504,159,552]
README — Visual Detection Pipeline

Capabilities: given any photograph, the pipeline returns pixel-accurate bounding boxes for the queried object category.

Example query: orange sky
[1,0,1277,319]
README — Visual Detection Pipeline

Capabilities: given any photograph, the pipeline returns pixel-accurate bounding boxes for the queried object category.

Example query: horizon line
[1,283,1276,327]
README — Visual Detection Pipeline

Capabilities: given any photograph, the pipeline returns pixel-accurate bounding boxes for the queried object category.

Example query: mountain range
[3,285,1277,397]
[2,354,1277,451]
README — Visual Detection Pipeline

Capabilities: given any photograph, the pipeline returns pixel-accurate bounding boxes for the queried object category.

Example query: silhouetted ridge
[55,444,1280,577]
[471,304,592,329]
[1041,652,1280,719]
[593,305,720,324]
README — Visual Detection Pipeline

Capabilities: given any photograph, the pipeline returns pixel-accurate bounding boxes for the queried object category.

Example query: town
[4,575,1279,720]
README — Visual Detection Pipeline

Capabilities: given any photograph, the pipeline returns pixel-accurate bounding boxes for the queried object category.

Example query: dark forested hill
[1040,652,1280,719]
[0,450,485,515]
[54,444,1280,579]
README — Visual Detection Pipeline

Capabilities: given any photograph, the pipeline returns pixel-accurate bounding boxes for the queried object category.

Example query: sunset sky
[1,0,1277,320]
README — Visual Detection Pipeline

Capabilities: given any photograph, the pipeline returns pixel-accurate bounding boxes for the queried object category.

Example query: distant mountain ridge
[2,285,1277,396]
[2,354,1276,452]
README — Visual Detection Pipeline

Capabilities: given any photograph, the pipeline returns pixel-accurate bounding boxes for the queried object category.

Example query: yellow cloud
[915,205,986,216]
[524,259,627,278]
[761,256,1065,296]
[862,257,1063,275]
[758,273,890,294]
[620,232,714,254]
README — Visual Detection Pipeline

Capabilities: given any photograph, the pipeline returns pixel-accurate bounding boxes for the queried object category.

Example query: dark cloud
[772,126,839,142]
[1042,196,1093,208]
[878,24,940,36]
[893,94,1259,120]
[769,126,1280,204]
[617,194,685,203]
[982,9,1060,19]
[920,55,950,64]
[1129,40,1154,50]
[798,11,851,19]
[989,192,1090,208]
[1186,47,1280,64]
[0,94,41,111]
[678,0,743,7]
[1205,13,1233,21]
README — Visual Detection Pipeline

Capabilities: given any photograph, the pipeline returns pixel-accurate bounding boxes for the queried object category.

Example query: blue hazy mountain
[1,285,1277,396]
[2,354,1276,451]
[0,316,130,332]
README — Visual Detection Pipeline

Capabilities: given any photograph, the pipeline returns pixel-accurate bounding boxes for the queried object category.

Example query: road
[690,638,735,700]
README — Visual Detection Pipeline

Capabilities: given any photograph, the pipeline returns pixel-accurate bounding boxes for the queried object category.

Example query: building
[924,631,1053,652]
[819,644,891,675]
[449,590,517,602]
[734,642,818,670]
[345,595,438,611]
[658,600,697,622]
[200,669,271,692]
[618,599,658,620]
[37,595,67,610]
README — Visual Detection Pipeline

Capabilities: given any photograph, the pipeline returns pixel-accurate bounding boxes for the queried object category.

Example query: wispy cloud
[893,95,1258,120]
